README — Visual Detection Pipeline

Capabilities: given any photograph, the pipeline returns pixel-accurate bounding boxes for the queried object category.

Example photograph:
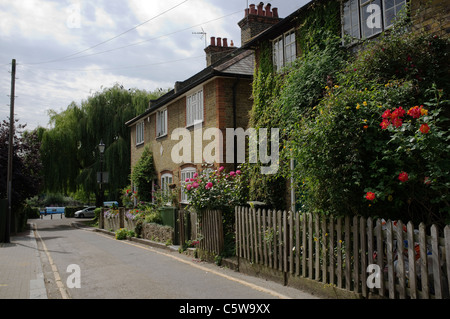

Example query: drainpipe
[232,76,240,172]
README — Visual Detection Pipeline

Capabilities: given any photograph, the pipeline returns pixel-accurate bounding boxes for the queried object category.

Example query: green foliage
[40,85,167,203]
[287,28,450,226]
[115,228,135,240]
[130,146,156,202]
[183,164,246,212]
[248,3,449,226]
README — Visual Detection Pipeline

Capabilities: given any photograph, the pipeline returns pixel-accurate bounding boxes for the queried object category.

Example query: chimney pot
[217,37,222,47]
[272,7,278,18]
[249,4,256,15]
[257,2,264,16]
[265,3,272,17]
[210,36,216,46]
[223,38,228,47]
[230,40,234,47]
[245,8,249,17]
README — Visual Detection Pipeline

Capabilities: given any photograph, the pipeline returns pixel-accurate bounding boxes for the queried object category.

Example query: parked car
[74,206,96,218]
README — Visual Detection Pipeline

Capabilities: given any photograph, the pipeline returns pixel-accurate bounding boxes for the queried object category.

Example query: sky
[0,0,310,131]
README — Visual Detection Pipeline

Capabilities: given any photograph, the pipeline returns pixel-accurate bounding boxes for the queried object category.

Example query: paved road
[33,216,318,300]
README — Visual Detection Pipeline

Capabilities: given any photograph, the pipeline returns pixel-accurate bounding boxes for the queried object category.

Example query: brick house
[243,0,449,71]
[238,0,449,210]
[126,3,281,204]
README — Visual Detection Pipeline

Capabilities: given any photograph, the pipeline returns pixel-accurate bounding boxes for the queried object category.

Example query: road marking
[32,224,70,299]
[92,230,291,299]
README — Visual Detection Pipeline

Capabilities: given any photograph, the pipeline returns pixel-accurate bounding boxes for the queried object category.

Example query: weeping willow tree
[41,84,168,205]
[40,102,83,193]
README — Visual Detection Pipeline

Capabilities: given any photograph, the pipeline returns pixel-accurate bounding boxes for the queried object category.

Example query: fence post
[99,207,104,229]
[119,207,125,229]
[445,225,450,298]
[431,225,443,299]
[407,221,417,299]
[419,222,429,299]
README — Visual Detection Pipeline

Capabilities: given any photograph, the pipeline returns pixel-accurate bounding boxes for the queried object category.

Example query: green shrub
[115,228,135,240]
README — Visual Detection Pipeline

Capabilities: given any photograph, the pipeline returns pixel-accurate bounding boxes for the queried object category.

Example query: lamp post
[98,139,105,207]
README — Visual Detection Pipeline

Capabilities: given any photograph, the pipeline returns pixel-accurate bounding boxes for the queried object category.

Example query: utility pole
[6,59,16,243]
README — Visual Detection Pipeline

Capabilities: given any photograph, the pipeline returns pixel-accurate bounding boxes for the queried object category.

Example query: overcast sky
[0,0,310,131]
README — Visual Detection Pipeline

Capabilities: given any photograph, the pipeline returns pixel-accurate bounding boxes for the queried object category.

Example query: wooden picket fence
[190,210,224,255]
[235,206,450,299]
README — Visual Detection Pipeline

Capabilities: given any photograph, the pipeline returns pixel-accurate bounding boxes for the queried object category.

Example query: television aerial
[192,27,207,48]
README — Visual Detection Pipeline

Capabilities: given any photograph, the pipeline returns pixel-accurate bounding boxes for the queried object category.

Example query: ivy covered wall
[244,0,450,226]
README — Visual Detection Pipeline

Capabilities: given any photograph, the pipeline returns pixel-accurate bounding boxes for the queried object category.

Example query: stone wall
[103,215,174,244]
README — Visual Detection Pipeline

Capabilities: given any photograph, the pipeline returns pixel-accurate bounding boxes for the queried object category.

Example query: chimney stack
[204,36,236,67]
[238,2,282,45]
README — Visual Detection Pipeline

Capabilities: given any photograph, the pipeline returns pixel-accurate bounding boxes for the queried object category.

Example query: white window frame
[383,0,406,28]
[156,108,167,138]
[342,0,406,41]
[272,28,296,72]
[186,89,204,127]
[161,173,173,195]
[180,167,197,204]
[136,121,144,146]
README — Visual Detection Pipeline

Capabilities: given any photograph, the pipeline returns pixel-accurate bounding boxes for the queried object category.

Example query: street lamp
[98,139,105,207]
[98,139,105,154]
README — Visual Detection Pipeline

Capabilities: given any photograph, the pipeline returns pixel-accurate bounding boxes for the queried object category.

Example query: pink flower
[218,166,225,172]
[186,184,192,191]
[189,178,195,181]
[192,182,199,188]
[205,182,213,189]
[236,170,241,175]
[193,173,198,178]
[229,171,236,177]
[185,178,190,182]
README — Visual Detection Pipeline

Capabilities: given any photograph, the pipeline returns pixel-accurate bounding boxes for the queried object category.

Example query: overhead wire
[36,9,242,64]
[24,0,189,65]
[22,9,243,73]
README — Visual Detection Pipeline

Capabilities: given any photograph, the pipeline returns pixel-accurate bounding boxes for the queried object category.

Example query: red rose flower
[398,171,409,182]
[419,123,430,134]
[365,192,376,201]
[380,119,390,129]
[392,117,403,128]
[382,109,392,119]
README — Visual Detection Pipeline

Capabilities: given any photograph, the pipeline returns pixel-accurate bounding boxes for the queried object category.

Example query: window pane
[343,0,360,39]
[383,0,406,28]
[361,0,382,38]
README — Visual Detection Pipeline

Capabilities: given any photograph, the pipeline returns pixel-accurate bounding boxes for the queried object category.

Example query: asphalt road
[33,216,318,300]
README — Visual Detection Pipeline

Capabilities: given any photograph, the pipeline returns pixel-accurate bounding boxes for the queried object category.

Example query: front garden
[245,16,450,229]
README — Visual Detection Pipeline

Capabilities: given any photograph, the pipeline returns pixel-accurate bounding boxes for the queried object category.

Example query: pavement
[0,222,47,299]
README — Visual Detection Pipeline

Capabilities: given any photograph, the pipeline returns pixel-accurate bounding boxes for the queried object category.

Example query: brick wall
[411,0,450,38]
[129,76,253,200]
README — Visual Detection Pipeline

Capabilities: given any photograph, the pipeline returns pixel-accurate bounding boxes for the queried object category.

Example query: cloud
[0,0,312,130]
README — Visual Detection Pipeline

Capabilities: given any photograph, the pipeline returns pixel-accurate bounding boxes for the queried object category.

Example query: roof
[126,48,254,127]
